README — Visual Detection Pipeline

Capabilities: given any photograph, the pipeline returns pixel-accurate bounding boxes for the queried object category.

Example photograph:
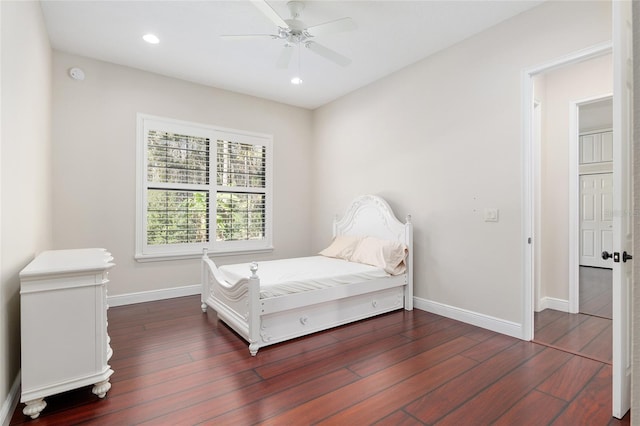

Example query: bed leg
[201,248,209,314]
[249,343,259,356]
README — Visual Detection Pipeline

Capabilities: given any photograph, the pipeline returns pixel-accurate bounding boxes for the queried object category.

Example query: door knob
[602,251,632,263]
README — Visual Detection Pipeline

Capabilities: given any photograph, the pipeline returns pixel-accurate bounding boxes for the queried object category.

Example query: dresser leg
[23,399,46,419]
[92,379,112,398]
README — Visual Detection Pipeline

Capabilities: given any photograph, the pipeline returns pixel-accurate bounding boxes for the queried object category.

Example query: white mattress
[219,256,390,298]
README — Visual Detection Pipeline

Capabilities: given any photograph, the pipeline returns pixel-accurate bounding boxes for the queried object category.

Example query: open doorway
[533,95,615,365]
[531,57,613,364]
[577,97,613,321]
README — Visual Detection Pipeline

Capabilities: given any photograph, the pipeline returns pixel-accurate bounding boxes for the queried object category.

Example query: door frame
[521,41,612,341]
[569,94,613,314]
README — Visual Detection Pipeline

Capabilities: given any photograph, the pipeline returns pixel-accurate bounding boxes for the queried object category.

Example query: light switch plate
[484,208,499,222]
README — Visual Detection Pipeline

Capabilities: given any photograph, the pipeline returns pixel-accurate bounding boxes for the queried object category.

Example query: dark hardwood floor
[10,295,630,425]
[533,266,613,364]
[580,266,612,319]
[533,310,612,364]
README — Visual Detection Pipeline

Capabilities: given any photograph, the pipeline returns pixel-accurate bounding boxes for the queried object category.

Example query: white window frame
[135,114,273,261]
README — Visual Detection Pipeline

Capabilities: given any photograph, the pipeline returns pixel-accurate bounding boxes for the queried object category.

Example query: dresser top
[20,248,115,278]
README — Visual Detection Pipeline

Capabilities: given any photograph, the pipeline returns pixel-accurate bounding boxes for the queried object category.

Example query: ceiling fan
[222,0,356,68]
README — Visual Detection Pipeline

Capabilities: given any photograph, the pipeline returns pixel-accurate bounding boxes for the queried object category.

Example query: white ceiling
[40,0,544,109]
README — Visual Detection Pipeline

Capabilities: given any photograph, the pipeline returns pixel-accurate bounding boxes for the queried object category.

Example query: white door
[579,173,613,268]
[611,0,632,418]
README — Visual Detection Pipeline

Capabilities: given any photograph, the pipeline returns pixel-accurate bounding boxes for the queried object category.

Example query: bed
[201,194,413,355]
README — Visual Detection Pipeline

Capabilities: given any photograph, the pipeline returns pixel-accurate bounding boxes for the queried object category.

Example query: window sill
[135,246,275,263]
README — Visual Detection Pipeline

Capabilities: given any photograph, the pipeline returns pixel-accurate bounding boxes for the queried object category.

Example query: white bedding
[219,256,390,298]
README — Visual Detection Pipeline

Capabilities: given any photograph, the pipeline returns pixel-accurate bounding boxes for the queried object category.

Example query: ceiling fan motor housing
[282,2,310,44]
[287,1,305,19]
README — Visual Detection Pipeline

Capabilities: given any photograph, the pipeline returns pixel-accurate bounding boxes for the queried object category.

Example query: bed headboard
[333,195,413,309]
[333,195,411,247]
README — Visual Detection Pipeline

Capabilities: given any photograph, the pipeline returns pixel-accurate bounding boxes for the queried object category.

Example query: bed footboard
[201,249,262,355]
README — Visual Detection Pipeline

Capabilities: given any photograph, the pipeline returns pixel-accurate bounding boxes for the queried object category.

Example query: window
[136,114,273,260]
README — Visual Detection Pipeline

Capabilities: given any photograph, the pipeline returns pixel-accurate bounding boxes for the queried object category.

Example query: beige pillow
[350,237,408,275]
[319,235,362,260]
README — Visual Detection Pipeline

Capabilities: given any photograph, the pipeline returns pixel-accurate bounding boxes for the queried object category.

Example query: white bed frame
[201,194,413,356]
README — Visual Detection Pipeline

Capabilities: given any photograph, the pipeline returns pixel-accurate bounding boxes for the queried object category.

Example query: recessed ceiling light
[143,34,160,44]
[291,77,303,85]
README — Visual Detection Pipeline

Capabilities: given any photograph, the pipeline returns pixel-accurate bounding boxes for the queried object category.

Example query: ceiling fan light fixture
[291,76,303,85]
[143,33,160,44]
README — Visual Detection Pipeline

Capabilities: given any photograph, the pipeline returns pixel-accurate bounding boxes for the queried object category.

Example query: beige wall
[51,52,313,297]
[311,1,611,325]
[0,0,52,420]
[537,55,613,303]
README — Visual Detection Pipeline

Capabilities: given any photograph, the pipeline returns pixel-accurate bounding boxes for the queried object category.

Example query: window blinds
[143,130,268,247]
[146,131,210,245]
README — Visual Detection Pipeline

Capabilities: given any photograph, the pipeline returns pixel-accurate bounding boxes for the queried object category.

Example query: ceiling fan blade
[276,46,294,69]
[221,34,277,40]
[306,17,356,37]
[305,42,351,67]
[251,0,289,29]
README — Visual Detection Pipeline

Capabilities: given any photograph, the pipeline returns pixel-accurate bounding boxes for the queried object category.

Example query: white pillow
[350,237,408,275]
[319,235,362,260]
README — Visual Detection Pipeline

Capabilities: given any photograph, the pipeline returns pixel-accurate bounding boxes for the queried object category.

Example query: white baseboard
[1,371,20,426]
[107,284,201,307]
[414,297,524,339]
[537,296,569,313]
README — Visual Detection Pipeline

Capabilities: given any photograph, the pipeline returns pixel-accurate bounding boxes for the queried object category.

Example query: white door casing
[579,173,613,268]
[611,0,633,418]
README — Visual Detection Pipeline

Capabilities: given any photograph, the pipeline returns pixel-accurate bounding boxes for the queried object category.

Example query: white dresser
[19,248,115,419]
